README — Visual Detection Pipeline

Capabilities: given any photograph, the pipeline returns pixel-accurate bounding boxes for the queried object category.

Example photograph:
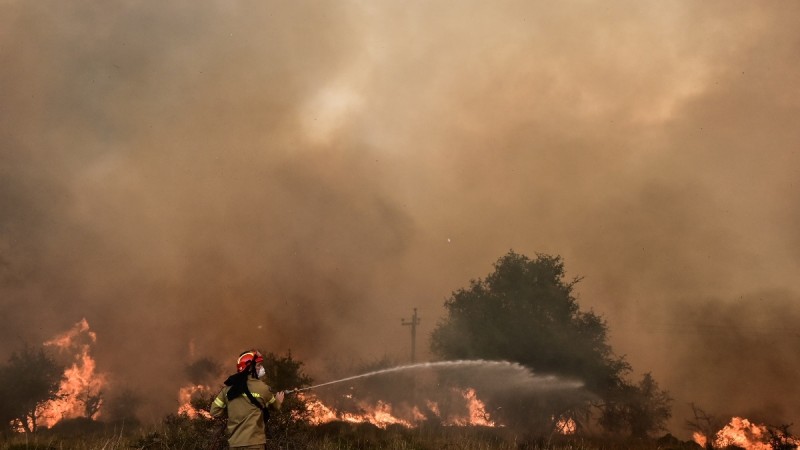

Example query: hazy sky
[2,0,799,433]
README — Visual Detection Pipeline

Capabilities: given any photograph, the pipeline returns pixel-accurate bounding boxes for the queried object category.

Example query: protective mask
[256,366,266,379]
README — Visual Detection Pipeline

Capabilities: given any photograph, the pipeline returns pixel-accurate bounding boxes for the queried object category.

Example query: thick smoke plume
[2,0,799,432]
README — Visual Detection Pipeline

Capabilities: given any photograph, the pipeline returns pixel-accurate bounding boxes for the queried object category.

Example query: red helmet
[237,350,264,373]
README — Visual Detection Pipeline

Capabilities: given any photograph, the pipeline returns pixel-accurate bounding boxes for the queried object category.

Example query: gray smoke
[2,0,799,433]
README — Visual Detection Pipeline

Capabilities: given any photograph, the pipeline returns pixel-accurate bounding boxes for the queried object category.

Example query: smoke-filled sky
[2,0,799,434]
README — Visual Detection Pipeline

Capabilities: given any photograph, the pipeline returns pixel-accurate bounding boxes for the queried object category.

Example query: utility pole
[401,308,421,363]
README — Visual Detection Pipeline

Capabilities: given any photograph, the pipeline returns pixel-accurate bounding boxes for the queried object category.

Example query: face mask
[256,366,266,379]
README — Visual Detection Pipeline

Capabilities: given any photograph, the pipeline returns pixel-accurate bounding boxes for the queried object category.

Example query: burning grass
[4,321,796,450]
[2,402,795,450]
[6,412,797,450]
[0,419,701,450]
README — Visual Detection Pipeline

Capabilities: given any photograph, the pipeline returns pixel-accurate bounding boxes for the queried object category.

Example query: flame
[713,417,771,450]
[448,388,495,426]
[555,417,577,435]
[300,394,413,428]
[692,417,798,450]
[39,319,108,428]
[177,384,213,419]
[693,431,708,448]
[350,401,412,428]
[411,405,426,422]
[299,387,496,429]
[426,400,440,417]
[299,394,338,424]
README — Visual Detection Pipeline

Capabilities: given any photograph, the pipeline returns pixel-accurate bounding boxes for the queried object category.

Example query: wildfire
[693,417,797,450]
[448,388,495,427]
[177,384,213,419]
[693,431,708,449]
[301,394,414,428]
[555,417,577,435]
[39,318,108,428]
[299,388,496,429]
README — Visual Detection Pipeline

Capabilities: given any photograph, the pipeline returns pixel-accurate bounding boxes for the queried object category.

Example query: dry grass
[0,419,698,450]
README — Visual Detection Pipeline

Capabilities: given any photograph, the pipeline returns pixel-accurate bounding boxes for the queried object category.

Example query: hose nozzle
[283,387,311,395]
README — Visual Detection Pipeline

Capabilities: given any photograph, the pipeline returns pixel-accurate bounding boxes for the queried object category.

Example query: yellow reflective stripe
[214,397,225,408]
[237,392,274,404]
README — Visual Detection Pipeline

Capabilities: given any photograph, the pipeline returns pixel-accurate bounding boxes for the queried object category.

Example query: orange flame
[692,417,796,450]
[300,394,413,428]
[39,319,108,428]
[177,384,213,419]
[448,388,495,426]
[714,417,771,450]
[299,388,496,429]
[692,431,708,448]
[555,417,577,435]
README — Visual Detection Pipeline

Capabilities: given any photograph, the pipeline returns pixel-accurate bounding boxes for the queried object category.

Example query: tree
[261,350,313,438]
[79,388,103,419]
[600,373,672,438]
[0,343,65,433]
[766,424,798,450]
[685,402,722,444]
[430,251,669,435]
[431,251,629,393]
[104,387,143,425]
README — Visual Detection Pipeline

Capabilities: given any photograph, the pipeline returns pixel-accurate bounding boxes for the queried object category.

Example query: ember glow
[39,319,108,428]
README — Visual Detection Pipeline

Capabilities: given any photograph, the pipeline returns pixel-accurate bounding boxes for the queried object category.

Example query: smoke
[662,290,800,430]
[2,0,800,432]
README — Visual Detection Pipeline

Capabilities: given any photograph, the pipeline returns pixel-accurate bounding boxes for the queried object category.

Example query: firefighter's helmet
[237,350,264,373]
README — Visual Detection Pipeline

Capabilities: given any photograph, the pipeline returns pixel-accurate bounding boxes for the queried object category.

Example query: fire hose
[281,373,381,395]
[282,381,335,395]
[281,360,545,395]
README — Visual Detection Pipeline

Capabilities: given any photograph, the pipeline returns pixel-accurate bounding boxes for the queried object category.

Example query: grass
[0,419,702,450]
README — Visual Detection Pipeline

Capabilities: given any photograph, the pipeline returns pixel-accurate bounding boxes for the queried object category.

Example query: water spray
[283,359,583,395]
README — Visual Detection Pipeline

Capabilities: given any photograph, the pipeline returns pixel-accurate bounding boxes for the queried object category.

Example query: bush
[133,414,225,450]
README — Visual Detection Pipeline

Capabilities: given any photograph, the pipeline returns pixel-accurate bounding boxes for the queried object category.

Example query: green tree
[0,343,64,433]
[261,351,312,393]
[431,251,629,392]
[430,251,669,435]
[261,350,313,438]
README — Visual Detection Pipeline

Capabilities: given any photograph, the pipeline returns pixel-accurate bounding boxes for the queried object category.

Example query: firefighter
[210,350,285,449]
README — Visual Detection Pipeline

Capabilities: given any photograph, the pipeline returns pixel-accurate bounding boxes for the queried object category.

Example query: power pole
[401,308,421,363]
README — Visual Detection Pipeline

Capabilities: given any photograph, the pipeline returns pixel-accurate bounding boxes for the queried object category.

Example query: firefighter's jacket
[210,377,280,447]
